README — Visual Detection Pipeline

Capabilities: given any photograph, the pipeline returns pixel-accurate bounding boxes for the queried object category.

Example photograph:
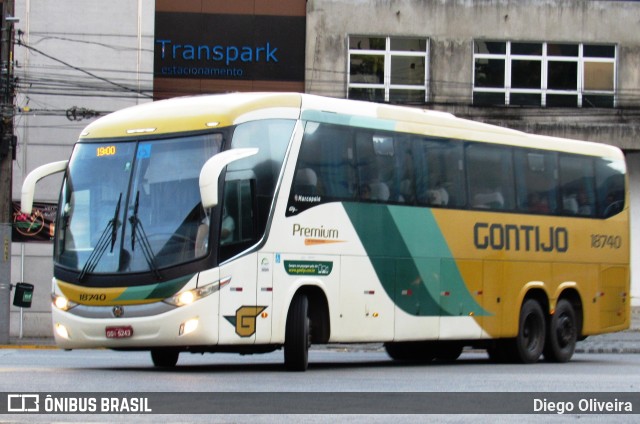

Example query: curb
[0,344,57,350]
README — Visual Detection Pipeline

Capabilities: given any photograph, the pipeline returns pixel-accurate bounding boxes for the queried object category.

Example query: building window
[348,36,429,104]
[473,41,616,107]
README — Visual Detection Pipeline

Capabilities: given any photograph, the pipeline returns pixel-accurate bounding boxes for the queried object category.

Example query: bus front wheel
[284,293,311,371]
[512,299,546,363]
[543,299,577,363]
[151,349,179,368]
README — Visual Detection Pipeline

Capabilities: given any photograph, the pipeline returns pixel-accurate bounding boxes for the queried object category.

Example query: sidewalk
[574,305,640,354]
[3,307,640,353]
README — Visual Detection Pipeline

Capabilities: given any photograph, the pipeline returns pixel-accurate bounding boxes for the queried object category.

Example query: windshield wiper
[79,193,122,281]
[129,191,162,280]
[130,190,140,251]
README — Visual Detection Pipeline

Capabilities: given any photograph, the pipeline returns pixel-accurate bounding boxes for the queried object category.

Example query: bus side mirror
[21,160,68,214]
[199,148,258,209]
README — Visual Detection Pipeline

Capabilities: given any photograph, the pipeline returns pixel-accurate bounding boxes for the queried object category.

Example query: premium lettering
[474,222,568,253]
[293,223,339,239]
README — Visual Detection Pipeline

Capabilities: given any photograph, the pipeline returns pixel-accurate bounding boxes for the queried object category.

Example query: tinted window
[467,144,515,210]
[559,155,595,217]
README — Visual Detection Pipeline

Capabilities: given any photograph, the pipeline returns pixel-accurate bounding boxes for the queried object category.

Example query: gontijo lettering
[156,39,279,66]
[474,222,568,253]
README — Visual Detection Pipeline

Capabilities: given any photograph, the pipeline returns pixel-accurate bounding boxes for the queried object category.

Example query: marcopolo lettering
[474,222,568,253]
[156,39,279,66]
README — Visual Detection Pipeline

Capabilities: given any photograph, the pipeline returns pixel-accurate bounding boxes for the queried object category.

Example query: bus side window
[355,131,398,202]
[412,136,464,208]
[294,168,319,195]
[466,143,515,211]
[559,154,596,218]
[514,150,558,215]
[596,158,626,218]
[219,178,257,262]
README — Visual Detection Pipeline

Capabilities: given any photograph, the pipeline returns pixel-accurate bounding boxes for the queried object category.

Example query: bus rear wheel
[151,349,179,368]
[544,299,577,363]
[284,293,311,371]
[512,299,546,363]
[384,342,436,362]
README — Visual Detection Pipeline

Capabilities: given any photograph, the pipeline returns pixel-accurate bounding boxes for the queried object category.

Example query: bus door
[255,252,274,344]
[218,254,262,345]
[217,177,271,345]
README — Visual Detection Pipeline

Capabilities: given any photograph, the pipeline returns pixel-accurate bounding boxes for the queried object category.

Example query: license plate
[106,326,133,339]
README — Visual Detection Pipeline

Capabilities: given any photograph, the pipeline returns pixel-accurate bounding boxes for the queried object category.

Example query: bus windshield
[55,133,223,277]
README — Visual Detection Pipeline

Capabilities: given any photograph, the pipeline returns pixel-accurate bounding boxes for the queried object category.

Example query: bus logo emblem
[224,306,267,337]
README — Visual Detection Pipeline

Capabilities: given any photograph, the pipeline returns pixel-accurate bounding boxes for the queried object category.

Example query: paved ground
[3,307,640,353]
[574,306,640,353]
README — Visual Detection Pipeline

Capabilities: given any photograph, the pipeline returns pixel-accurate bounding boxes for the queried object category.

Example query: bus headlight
[55,323,70,339]
[179,318,199,336]
[52,294,77,311]
[163,277,230,307]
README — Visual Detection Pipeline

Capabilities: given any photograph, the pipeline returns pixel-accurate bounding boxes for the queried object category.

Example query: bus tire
[151,349,179,367]
[384,342,436,362]
[435,342,464,362]
[513,299,546,363]
[543,299,577,363]
[284,293,310,371]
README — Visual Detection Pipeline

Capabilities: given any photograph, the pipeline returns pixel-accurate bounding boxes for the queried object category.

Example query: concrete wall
[10,0,154,337]
[628,153,640,304]
[306,0,640,147]
[307,0,640,98]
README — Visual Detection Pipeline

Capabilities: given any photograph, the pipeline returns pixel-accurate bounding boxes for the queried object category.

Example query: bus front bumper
[51,297,219,350]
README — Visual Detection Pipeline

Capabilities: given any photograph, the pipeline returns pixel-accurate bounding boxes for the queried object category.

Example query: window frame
[473,41,616,107]
[348,35,430,104]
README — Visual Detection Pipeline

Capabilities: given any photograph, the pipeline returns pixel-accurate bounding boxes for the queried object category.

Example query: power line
[17,35,152,99]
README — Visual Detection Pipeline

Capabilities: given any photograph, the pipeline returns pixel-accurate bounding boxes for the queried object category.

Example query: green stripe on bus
[343,203,488,317]
[115,274,194,301]
[301,110,396,132]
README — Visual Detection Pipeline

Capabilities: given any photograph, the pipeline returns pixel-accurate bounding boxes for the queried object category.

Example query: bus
[21,92,629,370]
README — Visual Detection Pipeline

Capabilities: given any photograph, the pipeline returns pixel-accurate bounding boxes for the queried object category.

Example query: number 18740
[591,234,622,249]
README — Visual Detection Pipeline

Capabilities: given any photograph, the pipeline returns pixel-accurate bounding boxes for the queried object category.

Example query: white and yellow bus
[21,93,629,370]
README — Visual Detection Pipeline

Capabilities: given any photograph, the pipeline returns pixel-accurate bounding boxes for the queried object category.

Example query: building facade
[9,0,640,337]
[10,0,155,337]
[306,0,640,146]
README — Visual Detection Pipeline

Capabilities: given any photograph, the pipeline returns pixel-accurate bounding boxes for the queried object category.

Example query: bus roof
[79,92,623,160]
[79,92,303,140]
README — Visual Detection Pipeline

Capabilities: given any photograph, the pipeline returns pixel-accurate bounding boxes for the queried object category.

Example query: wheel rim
[555,313,575,348]
[523,313,543,352]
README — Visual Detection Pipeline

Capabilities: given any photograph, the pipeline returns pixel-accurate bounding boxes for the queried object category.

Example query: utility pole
[0,0,17,345]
